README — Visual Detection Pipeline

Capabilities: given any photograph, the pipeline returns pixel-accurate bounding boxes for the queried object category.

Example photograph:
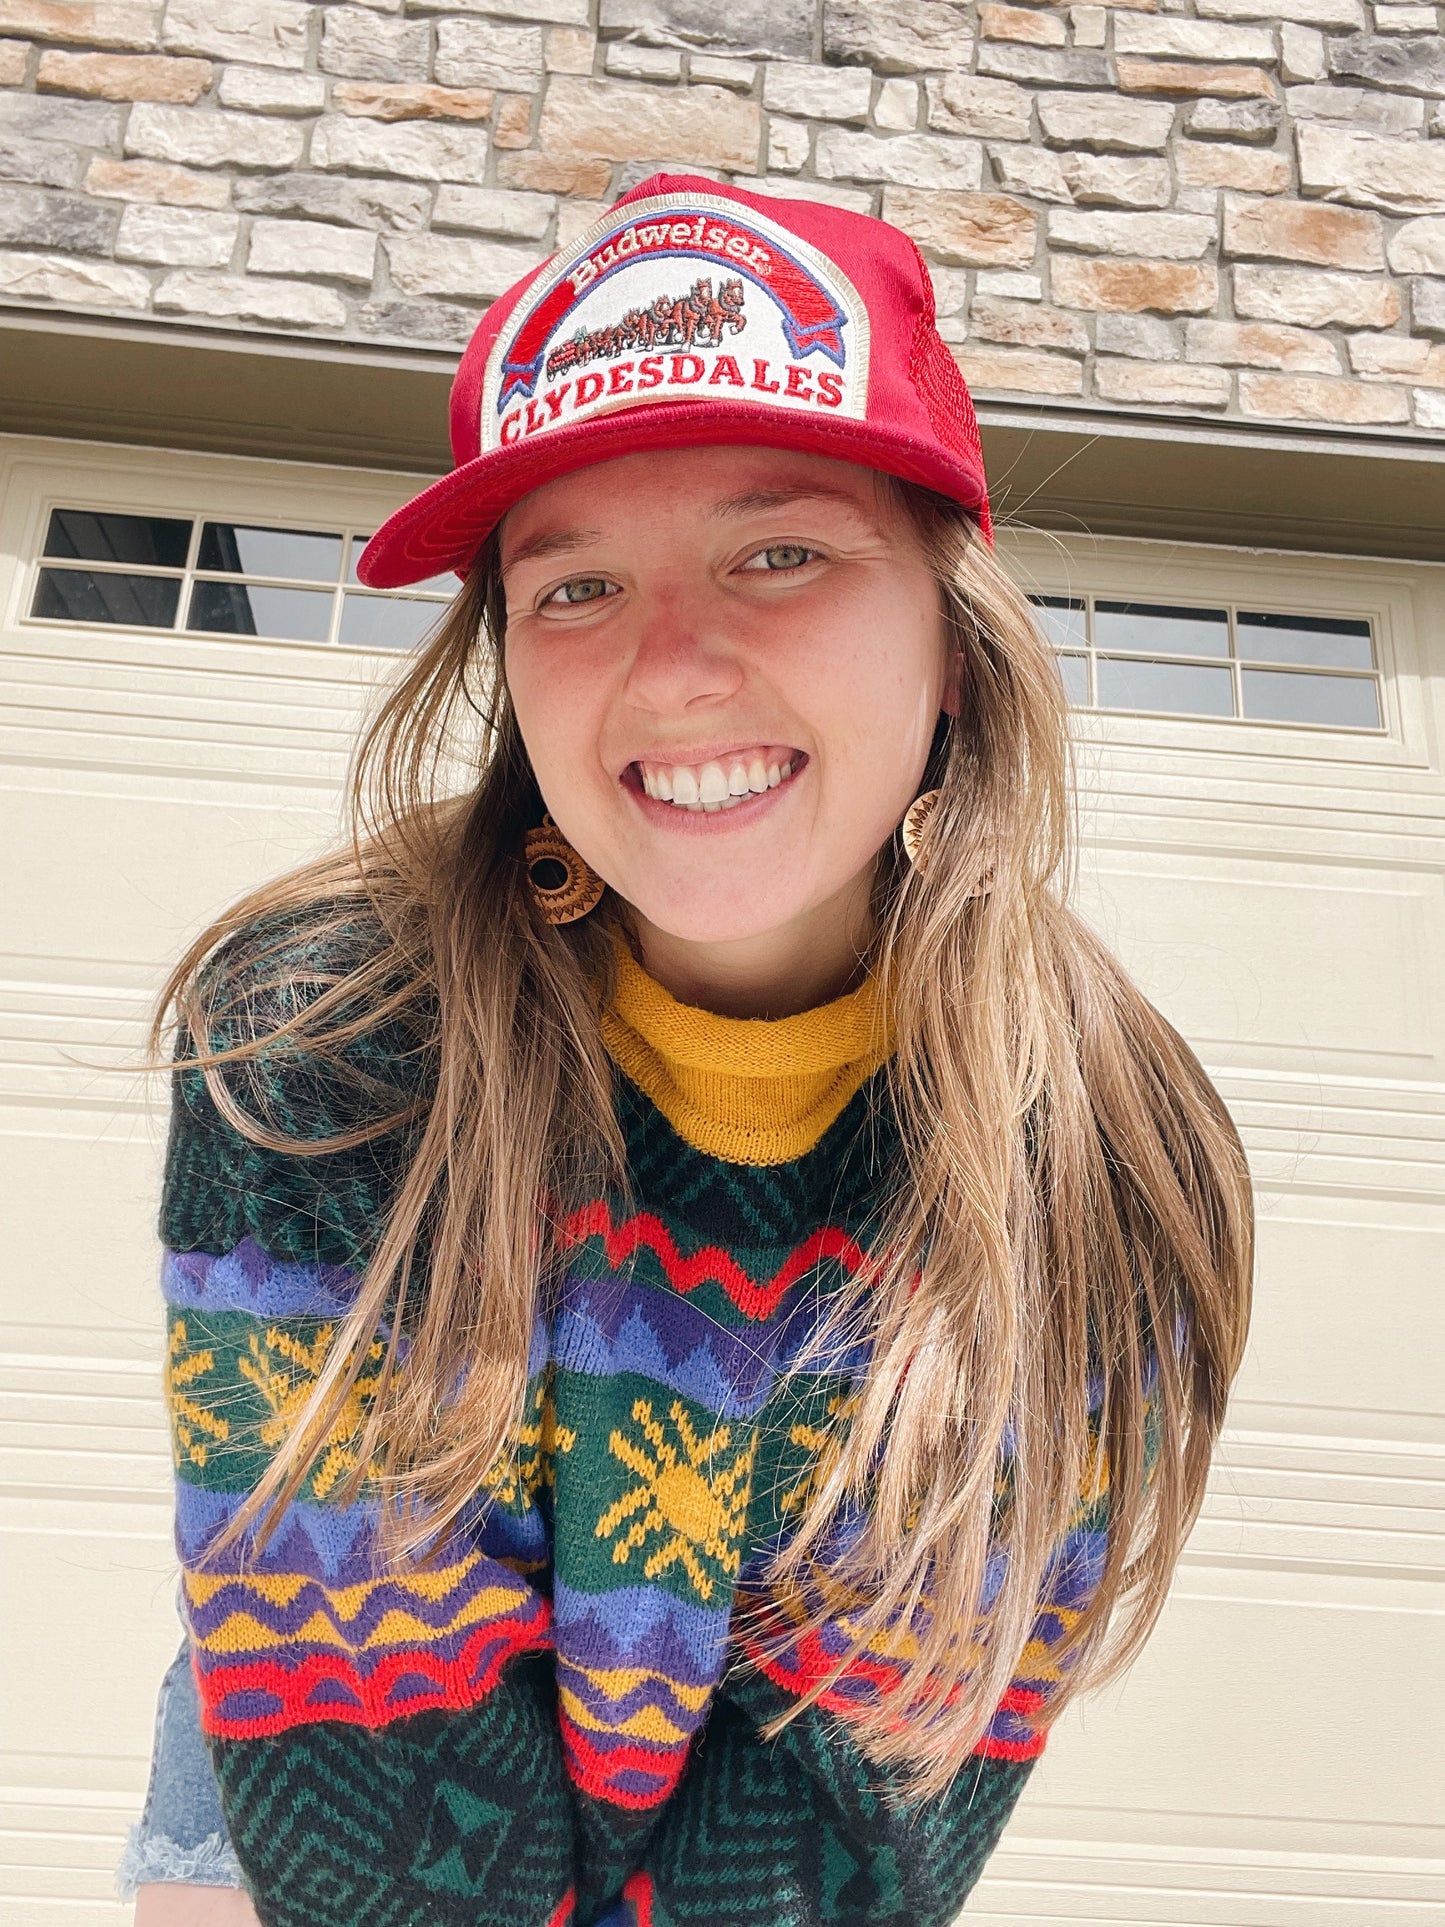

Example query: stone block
[36,50,211,102]
[1047,208,1217,256]
[763,61,871,122]
[823,0,976,74]
[1224,194,1384,269]
[1411,277,1445,334]
[1297,121,1445,213]
[927,73,1031,140]
[554,195,607,246]
[1037,92,1175,149]
[1390,216,1445,272]
[1329,30,1445,94]
[536,74,760,169]
[882,183,1035,262]
[493,95,532,146]
[979,4,1066,45]
[384,230,540,298]
[1117,59,1278,97]
[155,266,349,325]
[1116,14,1275,58]
[688,55,755,91]
[233,168,430,229]
[0,182,116,250]
[332,82,495,120]
[0,0,156,51]
[322,8,431,82]
[422,0,586,21]
[0,91,123,144]
[874,79,919,130]
[545,28,595,76]
[435,18,547,89]
[928,262,969,314]
[1051,254,1218,309]
[975,267,1041,298]
[1375,4,1439,26]
[816,128,982,190]
[161,0,309,71]
[86,155,231,205]
[1175,140,1290,191]
[971,293,1088,351]
[1072,7,1107,48]
[248,214,376,280]
[0,134,82,187]
[0,40,26,84]
[953,342,1084,394]
[600,0,812,63]
[115,198,235,261]
[1196,0,1362,22]
[976,45,1113,85]
[311,113,492,182]
[1094,310,1180,355]
[989,142,1072,201]
[0,244,149,303]
[126,101,304,168]
[604,43,681,80]
[1095,358,1230,403]
[495,149,612,195]
[434,183,553,237]
[218,66,326,113]
[1185,96,1280,138]
[1062,152,1172,206]
[1233,260,1401,325]
[1279,22,1325,79]
[1286,82,1423,131]
[767,117,809,171]
[356,296,477,342]
[1238,370,1410,421]
[1185,316,1341,368]
[1347,330,1444,380]
[745,173,874,211]
[1415,387,1445,428]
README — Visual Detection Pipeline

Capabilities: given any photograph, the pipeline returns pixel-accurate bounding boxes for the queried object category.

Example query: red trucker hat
[359,171,991,589]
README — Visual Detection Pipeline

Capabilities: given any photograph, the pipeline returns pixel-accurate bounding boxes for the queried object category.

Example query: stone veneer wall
[2,0,1445,434]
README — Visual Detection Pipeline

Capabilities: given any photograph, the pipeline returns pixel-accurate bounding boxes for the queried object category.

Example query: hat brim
[357,399,988,590]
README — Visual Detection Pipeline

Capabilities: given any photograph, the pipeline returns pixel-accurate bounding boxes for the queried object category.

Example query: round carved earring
[901,788,941,872]
[523,814,605,924]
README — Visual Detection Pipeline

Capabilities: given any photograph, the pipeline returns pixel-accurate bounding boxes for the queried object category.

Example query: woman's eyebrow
[501,525,604,572]
[711,484,875,522]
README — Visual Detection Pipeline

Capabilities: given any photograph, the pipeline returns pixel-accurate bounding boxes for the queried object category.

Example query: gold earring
[901,789,940,871]
[523,814,604,924]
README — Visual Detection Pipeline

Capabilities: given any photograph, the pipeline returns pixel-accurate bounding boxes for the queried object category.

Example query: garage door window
[28,507,453,651]
[1034,593,1382,731]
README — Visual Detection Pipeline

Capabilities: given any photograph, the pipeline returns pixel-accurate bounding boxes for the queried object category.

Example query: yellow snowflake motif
[166,1319,229,1470]
[779,1390,860,1518]
[595,1397,755,1603]
[483,1366,577,1511]
[238,1323,385,1500]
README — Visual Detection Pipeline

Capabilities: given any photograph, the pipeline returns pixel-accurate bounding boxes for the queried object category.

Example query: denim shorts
[115,1595,241,1897]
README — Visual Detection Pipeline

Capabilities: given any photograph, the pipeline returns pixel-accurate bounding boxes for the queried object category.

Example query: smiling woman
[123,173,1252,1927]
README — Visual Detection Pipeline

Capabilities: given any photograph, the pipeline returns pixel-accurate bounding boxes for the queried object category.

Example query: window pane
[43,508,190,568]
[339,592,441,651]
[197,523,343,582]
[1236,610,1374,670]
[1097,657,1234,717]
[32,566,181,628]
[1056,653,1090,705]
[1242,668,1381,729]
[1030,595,1087,652]
[188,580,334,641]
[1095,601,1229,658]
[345,537,455,595]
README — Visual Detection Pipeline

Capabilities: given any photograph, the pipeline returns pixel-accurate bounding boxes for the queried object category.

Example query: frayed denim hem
[115,1822,244,1899]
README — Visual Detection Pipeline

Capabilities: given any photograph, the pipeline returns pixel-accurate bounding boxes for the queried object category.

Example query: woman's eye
[542,576,614,607]
[743,544,818,573]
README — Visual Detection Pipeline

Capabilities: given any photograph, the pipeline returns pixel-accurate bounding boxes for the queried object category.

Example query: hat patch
[481,192,870,453]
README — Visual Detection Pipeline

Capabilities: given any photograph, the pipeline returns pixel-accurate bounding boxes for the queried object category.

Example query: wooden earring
[901,788,941,871]
[523,814,605,924]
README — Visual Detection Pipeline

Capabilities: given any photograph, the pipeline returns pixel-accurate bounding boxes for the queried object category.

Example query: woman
[121,173,1253,1926]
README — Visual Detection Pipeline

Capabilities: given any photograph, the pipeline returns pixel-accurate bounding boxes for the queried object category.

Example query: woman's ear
[941,649,963,719]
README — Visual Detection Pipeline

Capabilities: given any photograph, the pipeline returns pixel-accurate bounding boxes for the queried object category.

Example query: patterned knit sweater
[162,916,1100,1927]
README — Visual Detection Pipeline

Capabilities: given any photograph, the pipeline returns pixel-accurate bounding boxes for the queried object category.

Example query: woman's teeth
[639,754,796,812]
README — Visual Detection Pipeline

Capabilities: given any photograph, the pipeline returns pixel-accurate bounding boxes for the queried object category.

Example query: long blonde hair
[149,480,1253,1799]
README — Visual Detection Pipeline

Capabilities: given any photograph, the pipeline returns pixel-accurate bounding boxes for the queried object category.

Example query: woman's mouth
[626,747,805,814]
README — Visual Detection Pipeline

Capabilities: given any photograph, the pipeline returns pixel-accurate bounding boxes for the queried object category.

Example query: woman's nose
[620,596,747,716]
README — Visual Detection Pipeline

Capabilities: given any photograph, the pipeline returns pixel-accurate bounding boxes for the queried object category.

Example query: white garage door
[1,435,1441,1924]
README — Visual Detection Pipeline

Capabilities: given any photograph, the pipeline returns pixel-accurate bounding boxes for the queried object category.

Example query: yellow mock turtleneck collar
[599,927,894,1167]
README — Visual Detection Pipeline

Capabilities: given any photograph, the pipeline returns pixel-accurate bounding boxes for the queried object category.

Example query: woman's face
[500,445,956,951]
